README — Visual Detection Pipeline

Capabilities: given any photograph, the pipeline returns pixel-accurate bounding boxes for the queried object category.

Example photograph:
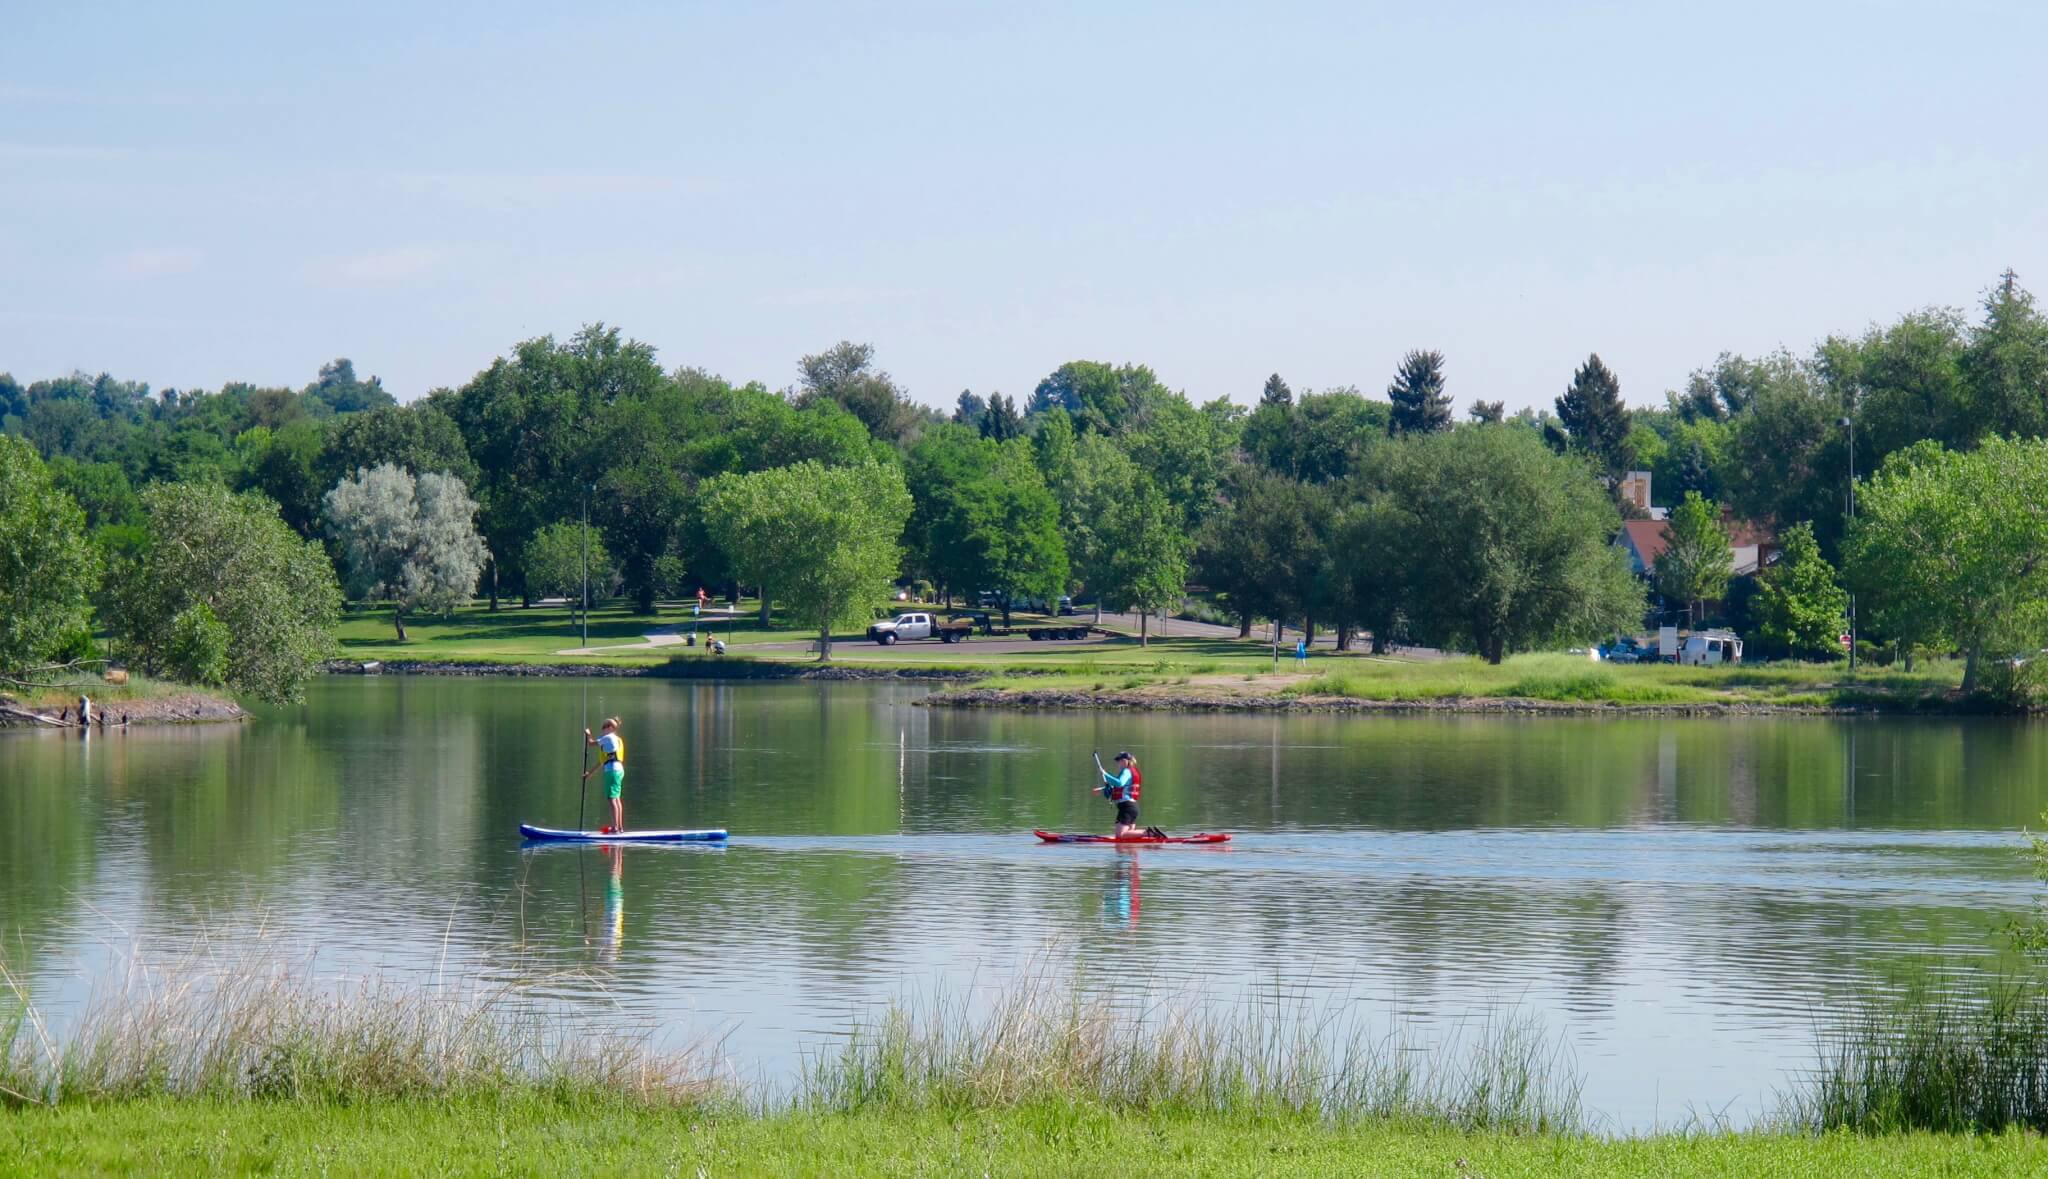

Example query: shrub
[1976,657,2045,714]
[166,603,230,687]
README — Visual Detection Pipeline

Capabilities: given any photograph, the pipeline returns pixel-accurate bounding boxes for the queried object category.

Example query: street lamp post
[580,482,594,649]
[1839,416,1856,672]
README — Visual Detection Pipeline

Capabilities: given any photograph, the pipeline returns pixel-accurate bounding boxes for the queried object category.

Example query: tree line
[5,270,2048,696]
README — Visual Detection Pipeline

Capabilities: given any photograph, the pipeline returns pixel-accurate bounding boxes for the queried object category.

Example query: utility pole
[1839,416,1856,672]
[580,482,593,649]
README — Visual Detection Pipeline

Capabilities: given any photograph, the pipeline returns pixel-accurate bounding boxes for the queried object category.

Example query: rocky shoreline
[921,686,1880,717]
[0,691,250,728]
[324,659,975,682]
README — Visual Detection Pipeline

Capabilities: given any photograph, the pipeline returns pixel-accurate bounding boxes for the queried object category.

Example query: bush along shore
[7,949,2048,1175]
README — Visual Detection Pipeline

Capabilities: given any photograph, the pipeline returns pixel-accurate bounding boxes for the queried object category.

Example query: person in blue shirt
[1098,751,1143,838]
[1295,637,1308,667]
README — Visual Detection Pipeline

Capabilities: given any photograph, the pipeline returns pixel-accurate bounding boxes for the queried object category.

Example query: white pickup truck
[866,612,974,645]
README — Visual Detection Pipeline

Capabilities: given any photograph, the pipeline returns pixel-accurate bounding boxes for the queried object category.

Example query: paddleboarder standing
[1098,751,1142,838]
[583,717,626,834]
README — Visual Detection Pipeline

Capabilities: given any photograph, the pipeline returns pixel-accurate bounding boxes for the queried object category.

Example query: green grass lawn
[3,1098,2037,1177]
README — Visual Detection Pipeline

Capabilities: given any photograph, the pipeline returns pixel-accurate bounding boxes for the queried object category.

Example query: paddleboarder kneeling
[583,717,626,834]
[1098,751,1143,838]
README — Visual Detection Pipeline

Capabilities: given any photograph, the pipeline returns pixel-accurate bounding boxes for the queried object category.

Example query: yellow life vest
[601,734,625,767]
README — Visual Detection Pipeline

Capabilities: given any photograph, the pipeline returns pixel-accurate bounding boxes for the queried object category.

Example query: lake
[4,676,2044,1129]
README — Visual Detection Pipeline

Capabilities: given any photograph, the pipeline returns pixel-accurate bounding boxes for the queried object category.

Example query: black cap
[1115,751,1132,760]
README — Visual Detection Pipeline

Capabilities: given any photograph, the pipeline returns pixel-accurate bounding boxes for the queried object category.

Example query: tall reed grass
[0,943,722,1108]
[801,971,1583,1132]
[3,941,1582,1133]
[1798,972,2048,1134]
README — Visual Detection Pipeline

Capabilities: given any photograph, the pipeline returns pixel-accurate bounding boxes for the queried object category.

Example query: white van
[1680,630,1743,666]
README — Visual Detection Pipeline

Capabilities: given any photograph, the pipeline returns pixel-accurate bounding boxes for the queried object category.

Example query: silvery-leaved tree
[325,464,490,641]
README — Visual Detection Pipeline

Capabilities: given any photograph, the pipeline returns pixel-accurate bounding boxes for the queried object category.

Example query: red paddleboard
[1033,830,1230,845]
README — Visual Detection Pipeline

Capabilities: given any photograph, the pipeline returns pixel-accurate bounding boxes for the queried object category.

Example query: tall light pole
[1839,416,1856,672]
[580,482,594,649]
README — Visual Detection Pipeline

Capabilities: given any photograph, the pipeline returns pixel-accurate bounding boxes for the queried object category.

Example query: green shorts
[602,764,624,799]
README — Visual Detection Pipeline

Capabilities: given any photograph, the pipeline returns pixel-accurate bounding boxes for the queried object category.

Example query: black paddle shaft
[577,733,592,831]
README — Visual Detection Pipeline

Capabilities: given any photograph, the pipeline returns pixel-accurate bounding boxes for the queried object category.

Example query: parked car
[1600,638,1648,663]
[1057,596,1075,616]
[866,612,975,645]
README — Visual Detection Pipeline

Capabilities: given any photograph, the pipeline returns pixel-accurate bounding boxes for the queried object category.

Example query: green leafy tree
[319,403,477,490]
[1553,353,1634,483]
[905,429,1066,619]
[523,521,616,618]
[437,325,665,608]
[44,457,142,530]
[1653,492,1732,626]
[1847,437,2048,692]
[1751,522,1847,659]
[1025,361,1170,435]
[1368,427,1644,663]
[1087,465,1191,645]
[1197,469,1333,642]
[324,464,491,641]
[1468,400,1505,424]
[1721,355,1848,550]
[1387,350,1451,435]
[238,418,329,536]
[110,482,340,702]
[306,358,396,414]
[701,461,912,660]
[794,341,924,443]
[1241,388,1390,483]
[0,436,101,676]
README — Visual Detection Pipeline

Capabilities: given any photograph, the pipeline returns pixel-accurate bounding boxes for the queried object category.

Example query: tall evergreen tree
[1554,353,1634,481]
[1960,269,2048,440]
[1259,373,1293,409]
[952,390,986,429]
[1386,350,1451,435]
[979,392,1023,441]
[1468,399,1505,424]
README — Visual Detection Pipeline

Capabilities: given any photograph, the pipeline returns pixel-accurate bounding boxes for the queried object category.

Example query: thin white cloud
[307,246,454,286]
[106,246,203,280]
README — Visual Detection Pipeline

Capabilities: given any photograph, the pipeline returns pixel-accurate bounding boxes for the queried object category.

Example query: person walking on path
[1295,636,1308,668]
[584,717,627,833]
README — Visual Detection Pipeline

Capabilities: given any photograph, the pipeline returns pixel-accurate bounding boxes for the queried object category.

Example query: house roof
[1616,515,1776,576]
[1619,519,1670,568]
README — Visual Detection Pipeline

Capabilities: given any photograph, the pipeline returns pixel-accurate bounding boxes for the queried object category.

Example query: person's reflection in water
[1102,851,1141,929]
[600,845,624,964]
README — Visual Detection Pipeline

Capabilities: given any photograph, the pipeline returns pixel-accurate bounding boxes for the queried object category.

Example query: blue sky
[4,0,2043,412]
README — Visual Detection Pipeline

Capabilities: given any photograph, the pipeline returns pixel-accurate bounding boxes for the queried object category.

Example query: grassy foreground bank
[7,1099,2041,1177]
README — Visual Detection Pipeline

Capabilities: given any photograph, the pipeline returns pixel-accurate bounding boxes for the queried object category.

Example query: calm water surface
[5,676,2046,1128]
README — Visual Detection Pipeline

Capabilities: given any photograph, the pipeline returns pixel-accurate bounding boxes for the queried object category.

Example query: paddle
[578,728,592,832]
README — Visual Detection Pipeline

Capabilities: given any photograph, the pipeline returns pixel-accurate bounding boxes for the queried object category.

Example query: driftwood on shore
[0,703,71,727]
